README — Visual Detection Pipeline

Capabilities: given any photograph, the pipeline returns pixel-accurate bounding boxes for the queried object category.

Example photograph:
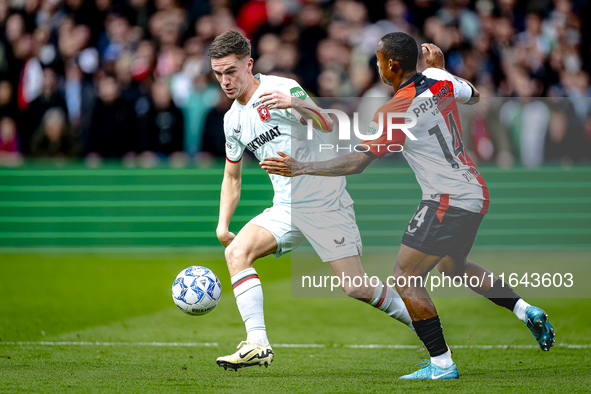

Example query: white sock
[431,350,454,369]
[231,268,269,345]
[370,282,414,331]
[513,299,530,324]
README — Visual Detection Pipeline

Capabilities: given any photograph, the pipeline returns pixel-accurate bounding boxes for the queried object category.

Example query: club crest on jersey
[233,125,241,134]
[257,105,271,122]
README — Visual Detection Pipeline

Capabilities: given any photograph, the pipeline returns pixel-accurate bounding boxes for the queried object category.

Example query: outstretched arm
[260,151,376,177]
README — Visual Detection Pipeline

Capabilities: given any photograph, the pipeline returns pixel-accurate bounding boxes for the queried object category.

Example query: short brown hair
[208,30,251,59]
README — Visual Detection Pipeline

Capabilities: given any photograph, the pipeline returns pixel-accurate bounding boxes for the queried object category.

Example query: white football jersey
[224,74,353,212]
[360,67,489,214]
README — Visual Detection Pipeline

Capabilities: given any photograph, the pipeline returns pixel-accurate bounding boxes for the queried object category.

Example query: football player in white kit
[208,31,413,371]
[262,33,555,379]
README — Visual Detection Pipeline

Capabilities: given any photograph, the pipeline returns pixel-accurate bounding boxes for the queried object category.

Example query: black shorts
[401,200,484,260]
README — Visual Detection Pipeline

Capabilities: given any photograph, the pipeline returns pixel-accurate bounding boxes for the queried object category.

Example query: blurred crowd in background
[0,0,589,168]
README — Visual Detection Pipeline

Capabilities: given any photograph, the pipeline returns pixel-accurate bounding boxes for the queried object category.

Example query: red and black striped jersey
[359,67,489,214]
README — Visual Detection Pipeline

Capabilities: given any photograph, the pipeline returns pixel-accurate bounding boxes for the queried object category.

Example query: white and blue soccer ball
[172,266,222,316]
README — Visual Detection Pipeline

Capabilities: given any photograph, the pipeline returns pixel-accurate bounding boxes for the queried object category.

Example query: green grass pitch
[1,250,590,393]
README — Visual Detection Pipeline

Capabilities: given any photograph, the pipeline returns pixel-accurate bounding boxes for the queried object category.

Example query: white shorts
[248,202,362,262]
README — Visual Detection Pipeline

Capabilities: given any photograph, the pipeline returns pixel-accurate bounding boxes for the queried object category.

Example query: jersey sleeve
[357,96,414,159]
[223,114,245,163]
[451,75,473,104]
[424,67,473,104]
[282,81,325,127]
[283,81,316,107]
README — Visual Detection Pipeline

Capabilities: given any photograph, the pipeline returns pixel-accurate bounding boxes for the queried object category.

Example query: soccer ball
[172,266,222,315]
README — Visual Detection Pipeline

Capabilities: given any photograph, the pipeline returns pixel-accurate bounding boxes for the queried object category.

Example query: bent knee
[224,244,252,272]
[341,285,367,299]
[437,257,466,277]
[393,266,424,293]
[437,266,465,278]
[393,265,416,286]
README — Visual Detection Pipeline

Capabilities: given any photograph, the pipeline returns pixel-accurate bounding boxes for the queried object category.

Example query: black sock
[412,315,448,357]
[483,279,521,311]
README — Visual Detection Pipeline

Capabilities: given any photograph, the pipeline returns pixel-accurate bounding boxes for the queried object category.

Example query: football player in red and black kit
[261,32,555,380]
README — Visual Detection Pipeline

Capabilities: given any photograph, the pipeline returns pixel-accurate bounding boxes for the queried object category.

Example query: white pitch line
[274,343,326,348]
[0,341,219,347]
[346,344,591,350]
[0,341,588,349]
